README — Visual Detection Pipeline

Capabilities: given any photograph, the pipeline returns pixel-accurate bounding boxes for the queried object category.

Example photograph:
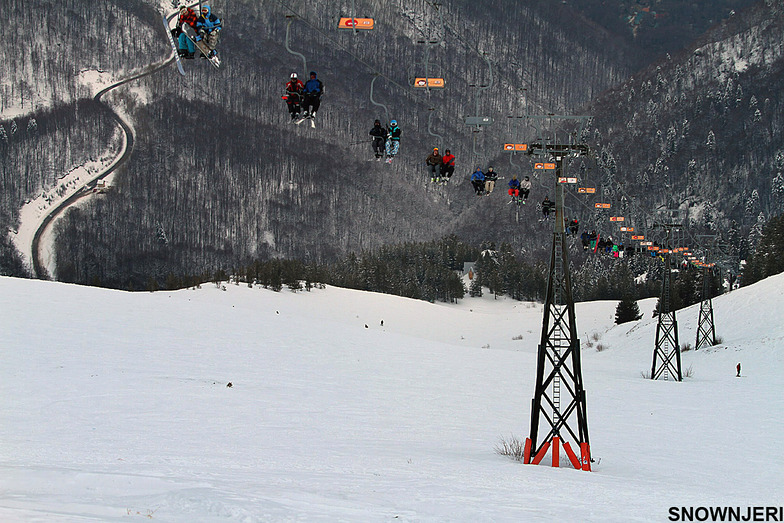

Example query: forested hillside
[1,0,777,290]
[582,0,784,266]
[566,0,759,67]
[1,0,637,287]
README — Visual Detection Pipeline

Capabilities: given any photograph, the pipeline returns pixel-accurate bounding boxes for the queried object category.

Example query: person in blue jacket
[508,175,521,203]
[302,72,324,119]
[471,167,485,195]
[195,4,222,58]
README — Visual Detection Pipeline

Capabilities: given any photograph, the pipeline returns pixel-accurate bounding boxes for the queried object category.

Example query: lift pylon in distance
[695,235,719,350]
[651,220,684,382]
[523,120,592,471]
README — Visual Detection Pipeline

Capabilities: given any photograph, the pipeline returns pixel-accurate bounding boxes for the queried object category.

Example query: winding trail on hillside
[31,35,178,280]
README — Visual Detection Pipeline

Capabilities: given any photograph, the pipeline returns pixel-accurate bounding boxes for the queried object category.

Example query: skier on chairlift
[385,120,401,163]
[484,166,498,195]
[508,175,521,203]
[302,71,324,120]
[369,120,388,161]
[471,167,486,195]
[520,175,532,202]
[425,147,442,182]
[284,72,305,121]
[542,196,555,218]
[440,149,455,181]
[194,4,222,59]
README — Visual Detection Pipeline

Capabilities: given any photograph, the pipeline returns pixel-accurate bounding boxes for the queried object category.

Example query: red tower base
[523,438,591,471]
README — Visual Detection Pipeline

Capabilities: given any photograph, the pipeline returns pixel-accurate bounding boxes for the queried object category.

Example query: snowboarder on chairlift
[385,120,401,163]
[302,71,324,120]
[440,149,455,181]
[172,5,199,59]
[369,120,387,160]
[194,4,222,59]
[425,147,442,181]
[471,167,486,195]
[284,72,305,121]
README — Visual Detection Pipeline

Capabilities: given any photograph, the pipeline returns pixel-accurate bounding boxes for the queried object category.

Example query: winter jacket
[485,169,498,181]
[426,152,442,166]
[520,179,532,191]
[285,79,304,93]
[471,170,485,181]
[388,125,401,140]
[508,178,521,190]
[304,74,324,96]
[195,6,221,33]
[177,7,199,30]
[441,153,455,167]
[369,124,387,140]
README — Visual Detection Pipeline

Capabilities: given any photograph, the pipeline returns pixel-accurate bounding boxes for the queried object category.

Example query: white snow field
[0,274,782,522]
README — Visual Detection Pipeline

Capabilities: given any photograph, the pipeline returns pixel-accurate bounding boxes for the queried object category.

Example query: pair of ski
[163,15,221,76]
[294,114,316,128]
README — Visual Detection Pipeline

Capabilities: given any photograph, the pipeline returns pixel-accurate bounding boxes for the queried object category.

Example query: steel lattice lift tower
[694,235,718,350]
[523,121,592,471]
[651,222,683,381]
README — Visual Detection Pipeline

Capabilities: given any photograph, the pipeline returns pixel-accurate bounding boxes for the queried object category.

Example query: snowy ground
[0,275,782,522]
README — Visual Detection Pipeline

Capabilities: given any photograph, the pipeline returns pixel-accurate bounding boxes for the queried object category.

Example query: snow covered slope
[0,275,781,521]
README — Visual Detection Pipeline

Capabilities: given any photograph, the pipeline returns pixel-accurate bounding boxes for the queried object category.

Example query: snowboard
[182,25,221,69]
[162,15,186,76]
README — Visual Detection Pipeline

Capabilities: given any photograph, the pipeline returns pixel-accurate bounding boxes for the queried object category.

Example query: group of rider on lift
[172,6,541,202]
[171,4,222,59]
[284,72,325,123]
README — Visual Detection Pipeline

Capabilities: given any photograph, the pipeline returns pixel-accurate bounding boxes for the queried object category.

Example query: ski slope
[0,275,782,521]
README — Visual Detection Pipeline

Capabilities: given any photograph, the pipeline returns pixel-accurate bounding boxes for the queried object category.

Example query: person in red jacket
[171,5,199,59]
[440,149,456,181]
[284,72,305,121]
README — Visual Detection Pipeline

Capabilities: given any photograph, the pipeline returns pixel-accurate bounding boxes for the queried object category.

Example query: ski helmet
[390,119,397,126]
[290,72,298,79]
[434,147,438,152]
[374,119,381,125]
